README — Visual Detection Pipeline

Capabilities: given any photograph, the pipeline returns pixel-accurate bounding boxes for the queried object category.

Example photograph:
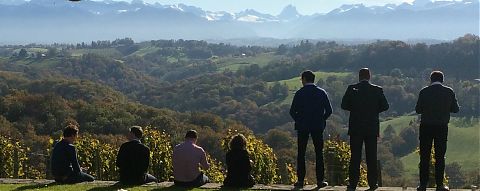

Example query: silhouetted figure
[341,68,389,191]
[415,71,459,191]
[51,125,95,184]
[290,70,332,188]
[223,134,255,188]
[116,126,157,185]
[173,130,210,187]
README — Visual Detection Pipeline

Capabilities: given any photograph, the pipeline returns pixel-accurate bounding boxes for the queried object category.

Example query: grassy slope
[379,115,418,135]
[267,71,351,105]
[217,53,281,72]
[384,118,480,175]
[70,48,122,58]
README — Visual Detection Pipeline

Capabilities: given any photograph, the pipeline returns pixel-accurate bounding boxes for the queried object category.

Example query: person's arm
[68,146,81,173]
[450,90,460,113]
[199,149,210,170]
[116,145,124,168]
[289,92,300,121]
[323,91,333,119]
[415,89,424,114]
[142,147,150,173]
[378,88,389,112]
[341,86,352,111]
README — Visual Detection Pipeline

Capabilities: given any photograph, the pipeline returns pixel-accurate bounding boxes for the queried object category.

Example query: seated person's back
[173,130,210,187]
[51,125,94,184]
[224,134,254,187]
[117,126,157,185]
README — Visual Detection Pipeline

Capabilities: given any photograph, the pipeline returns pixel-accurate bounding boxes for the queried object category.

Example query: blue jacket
[290,84,333,132]
[51,139,81,178]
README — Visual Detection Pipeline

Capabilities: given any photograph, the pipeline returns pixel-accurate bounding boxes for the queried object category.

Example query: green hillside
[380,115,417,135]
[392,118,480,175]
[267,71,351,105]
[217,53,281,71]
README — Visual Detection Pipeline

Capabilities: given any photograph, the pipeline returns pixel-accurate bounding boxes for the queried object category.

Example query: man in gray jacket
[415,71,459,191]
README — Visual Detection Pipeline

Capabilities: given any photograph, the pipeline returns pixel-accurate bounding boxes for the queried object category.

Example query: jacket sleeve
[415,90,424,114]
[289,92,300,121]
[378,88,389,112]
[450,90,460,113]
[141,147,150,173]
[323,92,333,119]
[341,86,352,111]
[69,146,81,173]
[116,145,124,168]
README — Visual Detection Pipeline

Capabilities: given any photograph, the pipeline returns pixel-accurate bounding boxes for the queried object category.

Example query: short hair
[230,134,247,151]
[301,70,315,83]
[63,124,78,138]
[130,126,143,139]
[430,71,444,83]
[185,130,198,139]
[359,68,371,81]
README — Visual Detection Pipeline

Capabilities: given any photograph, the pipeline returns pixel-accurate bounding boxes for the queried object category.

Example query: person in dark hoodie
[223,134,255,188]
[116,126,157,185]
[51,124,95,184]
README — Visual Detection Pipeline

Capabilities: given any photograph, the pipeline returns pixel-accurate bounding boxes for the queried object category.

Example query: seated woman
[223,134,255,188]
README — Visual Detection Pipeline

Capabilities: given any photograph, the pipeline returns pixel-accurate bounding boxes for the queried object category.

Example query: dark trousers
[174,172,209,187]
[297,130,324,183]
[55,171,95,184]
[348,135,377,188]
[419,124,448,187]
[120,173,158,185]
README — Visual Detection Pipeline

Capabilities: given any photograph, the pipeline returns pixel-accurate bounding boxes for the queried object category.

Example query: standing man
[51,124,95,184]
[116,126,157,185]
[415,71,459,191]
[341,68,389,191]
[290,70,332,188]
[173,130,210,187]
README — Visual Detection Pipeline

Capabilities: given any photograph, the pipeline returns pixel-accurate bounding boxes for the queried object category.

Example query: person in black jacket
[116,126,157,185]
[223,134,255,188]
[341,68,389,191]
[290,70,332,188]
[51,125,95,184]
[415,71,459,191]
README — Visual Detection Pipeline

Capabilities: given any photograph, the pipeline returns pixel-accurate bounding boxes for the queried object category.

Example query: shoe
[417,186,427,191]
[436,185,450,191]
[366,184,378,191]
[317,181,328,188]
[294,182,304,188]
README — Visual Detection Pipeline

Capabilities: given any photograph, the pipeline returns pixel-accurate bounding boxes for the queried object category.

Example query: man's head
[430,71,444,83]
[63,124,79,143]
[185,130,198,142]
[128,126,143,141]
[359,68,371,81]
[301,70,315,85]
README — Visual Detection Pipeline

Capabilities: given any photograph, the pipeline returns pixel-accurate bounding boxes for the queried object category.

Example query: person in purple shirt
[173,130,210,187]
[51,125,94,184]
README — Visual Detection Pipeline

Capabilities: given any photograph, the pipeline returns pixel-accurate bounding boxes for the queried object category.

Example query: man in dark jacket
[116,126,157,185]
[341,68,389,191]
[51,125,95,184]
[415,71,459,191]
[290,70,332,188]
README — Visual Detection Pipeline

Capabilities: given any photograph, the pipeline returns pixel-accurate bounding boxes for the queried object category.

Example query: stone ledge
[0,179,473,190]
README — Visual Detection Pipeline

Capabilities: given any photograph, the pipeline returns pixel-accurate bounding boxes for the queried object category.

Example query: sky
[103,0,417,15]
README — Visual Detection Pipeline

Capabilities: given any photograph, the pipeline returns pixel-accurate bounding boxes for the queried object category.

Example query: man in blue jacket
[290,70,332,188]
[51,125,95,184]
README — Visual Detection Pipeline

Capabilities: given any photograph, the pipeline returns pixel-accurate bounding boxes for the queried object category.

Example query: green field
[387,117,480,175]
[70,48,122,58]
[217,53,281,71]
[132,46,161,57]
[380,115,418,135]
[266,71,352,105]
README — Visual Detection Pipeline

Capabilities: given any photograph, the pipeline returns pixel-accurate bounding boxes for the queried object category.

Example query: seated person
[51,124,95,184]
[223,134,255,188]
[116,126,157,185]
[173,130,210,187]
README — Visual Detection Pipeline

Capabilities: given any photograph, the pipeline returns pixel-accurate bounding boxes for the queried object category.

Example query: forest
[0,34,478,187]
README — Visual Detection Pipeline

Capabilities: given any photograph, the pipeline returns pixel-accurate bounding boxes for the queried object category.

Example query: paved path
[0,179,473,190]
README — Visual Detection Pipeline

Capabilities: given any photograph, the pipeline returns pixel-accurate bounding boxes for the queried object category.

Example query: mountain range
[0,0,478,44]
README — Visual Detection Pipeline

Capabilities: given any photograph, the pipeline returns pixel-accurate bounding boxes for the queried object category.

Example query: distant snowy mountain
[0,0,477,43]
